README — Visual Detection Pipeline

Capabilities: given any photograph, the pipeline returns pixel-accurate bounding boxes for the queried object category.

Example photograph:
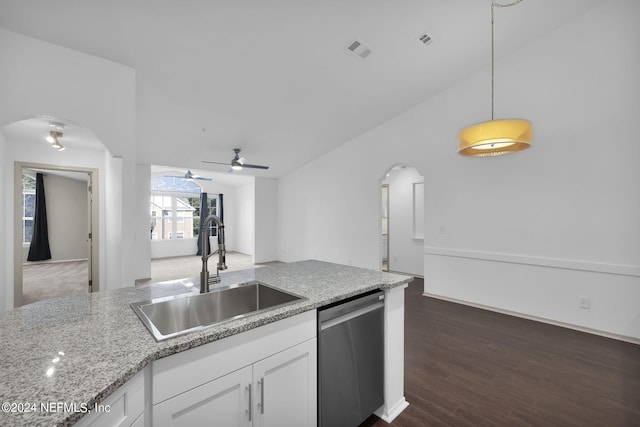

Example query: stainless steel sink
[131,281,306,341]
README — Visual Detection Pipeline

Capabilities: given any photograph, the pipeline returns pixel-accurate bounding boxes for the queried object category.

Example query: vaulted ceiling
[0,0,601,177]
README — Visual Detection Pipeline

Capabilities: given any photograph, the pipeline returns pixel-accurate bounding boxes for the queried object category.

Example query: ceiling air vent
[418,32,433,46]
[347,40,372,58]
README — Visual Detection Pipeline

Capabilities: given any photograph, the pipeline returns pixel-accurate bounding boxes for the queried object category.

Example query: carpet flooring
[22,252,276,305]
[22,260,88,305]
[136,252,282,285]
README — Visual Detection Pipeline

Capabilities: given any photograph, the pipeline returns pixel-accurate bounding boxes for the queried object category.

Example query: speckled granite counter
[0,260,411,427]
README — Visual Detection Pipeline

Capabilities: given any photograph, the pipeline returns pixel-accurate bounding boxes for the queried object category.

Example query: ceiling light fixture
[47,130,65,151]
[458,0,532,157]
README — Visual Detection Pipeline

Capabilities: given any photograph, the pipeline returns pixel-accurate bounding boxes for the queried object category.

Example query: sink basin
[131,281,306,341]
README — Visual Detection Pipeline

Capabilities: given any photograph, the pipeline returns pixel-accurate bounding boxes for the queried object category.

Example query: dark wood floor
[361,278,640,427]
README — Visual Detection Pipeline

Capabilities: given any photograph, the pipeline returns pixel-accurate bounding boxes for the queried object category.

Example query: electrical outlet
[579,296,591,309]
[439,226,447,235]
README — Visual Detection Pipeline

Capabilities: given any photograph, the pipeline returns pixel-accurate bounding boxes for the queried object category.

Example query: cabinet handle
[259,377,265,414]
[246,384,252,421]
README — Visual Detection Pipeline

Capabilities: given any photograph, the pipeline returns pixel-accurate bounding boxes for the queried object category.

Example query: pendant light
[458,0,532,157]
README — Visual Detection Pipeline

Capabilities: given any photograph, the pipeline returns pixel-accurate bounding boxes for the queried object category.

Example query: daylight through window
[150,177,218,241]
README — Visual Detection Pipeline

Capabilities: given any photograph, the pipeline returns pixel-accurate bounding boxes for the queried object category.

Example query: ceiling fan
[202,148,269,171]
[165,169,212,181]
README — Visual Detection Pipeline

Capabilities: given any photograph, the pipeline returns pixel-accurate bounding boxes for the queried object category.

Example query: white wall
[0,131,6,310]
[135,164,151,279]
[46,174,88,261]
[234,182,255,258]
[384,167,423,276]
[21,173,88,262]
[254,177,278,263]
[0,28,136,302]
[278,0,640,340]
[104,153,124,289]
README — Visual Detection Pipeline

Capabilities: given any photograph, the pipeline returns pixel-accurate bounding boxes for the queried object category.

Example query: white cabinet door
[74,369,145,427]
[252,339,317,427]
[154,366,252,427]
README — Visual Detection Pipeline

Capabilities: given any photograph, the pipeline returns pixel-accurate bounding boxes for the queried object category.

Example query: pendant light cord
[491,0,524,120]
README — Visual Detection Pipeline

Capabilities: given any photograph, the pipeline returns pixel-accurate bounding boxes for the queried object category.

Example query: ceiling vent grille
[418,32,433,46]
[347,40,372,58]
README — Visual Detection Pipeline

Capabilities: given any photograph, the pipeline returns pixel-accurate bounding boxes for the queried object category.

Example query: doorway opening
[381,184,389,272]
[14,162,99,306]
[380,164,424,277]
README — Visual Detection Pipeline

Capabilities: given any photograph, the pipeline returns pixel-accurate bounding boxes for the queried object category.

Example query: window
[22,174,36,244]
[150,195,175,240]
[192,196,218,239]
[150,177,218,241]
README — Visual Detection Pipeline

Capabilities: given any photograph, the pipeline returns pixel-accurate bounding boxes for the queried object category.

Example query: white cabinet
[154,366,252,427]
[151,310,317,427]
[154,339,316,427]
[252,339,316,427]
[74,368,146,427]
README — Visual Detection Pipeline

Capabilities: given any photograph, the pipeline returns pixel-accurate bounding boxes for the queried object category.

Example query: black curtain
[196,192,209,256]
[218,194,224,244]
[27,173,52,261]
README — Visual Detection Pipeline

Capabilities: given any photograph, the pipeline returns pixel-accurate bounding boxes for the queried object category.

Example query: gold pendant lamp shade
[458,118,532,156]
[458,0,532,157]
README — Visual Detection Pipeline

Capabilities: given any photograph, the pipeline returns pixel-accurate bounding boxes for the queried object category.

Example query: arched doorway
[380,164,424,277]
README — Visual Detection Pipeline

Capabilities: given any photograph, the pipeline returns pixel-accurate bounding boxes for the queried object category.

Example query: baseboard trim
[375,397,409,423]
[386,270,423,279]
[23,258,88,266]
[423,292,640,346]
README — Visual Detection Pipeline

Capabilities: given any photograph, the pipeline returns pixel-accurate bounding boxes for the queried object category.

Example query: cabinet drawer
[153,310,316,405]
[154,366,252,427]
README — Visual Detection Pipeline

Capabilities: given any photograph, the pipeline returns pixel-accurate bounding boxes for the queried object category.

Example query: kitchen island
[0,260,411,427]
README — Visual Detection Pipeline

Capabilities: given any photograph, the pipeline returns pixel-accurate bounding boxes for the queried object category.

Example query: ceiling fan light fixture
[202,148,269,171]
[164,169,212,181]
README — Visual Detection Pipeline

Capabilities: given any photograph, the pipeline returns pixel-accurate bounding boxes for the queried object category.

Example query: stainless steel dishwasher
[318,290,385,427]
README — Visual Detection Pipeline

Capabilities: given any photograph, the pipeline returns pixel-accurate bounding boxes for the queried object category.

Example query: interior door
[87,173,93,292]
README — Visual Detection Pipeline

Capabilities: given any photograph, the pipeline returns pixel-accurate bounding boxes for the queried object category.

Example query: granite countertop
[0,260,412,427]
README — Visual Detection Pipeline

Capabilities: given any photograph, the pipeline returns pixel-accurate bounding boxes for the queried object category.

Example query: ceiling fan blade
[242,163,269,170]
[203,150,268,171]
[193,176,212,181]
[202,160,230,166]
